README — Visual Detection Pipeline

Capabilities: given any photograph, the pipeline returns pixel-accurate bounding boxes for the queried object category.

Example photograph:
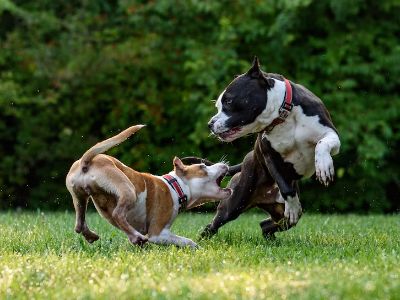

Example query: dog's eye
[224,98,232,105]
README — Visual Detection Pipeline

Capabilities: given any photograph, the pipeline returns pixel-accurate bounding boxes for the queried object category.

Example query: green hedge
[0,0,399,212]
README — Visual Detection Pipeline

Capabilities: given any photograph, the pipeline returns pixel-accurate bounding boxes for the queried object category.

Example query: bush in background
[0,0,399,212]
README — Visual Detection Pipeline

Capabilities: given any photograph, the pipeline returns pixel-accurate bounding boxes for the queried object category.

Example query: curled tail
[80,124,145,172]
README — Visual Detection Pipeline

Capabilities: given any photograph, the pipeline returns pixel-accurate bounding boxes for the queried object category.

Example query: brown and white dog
[66,125,231,248]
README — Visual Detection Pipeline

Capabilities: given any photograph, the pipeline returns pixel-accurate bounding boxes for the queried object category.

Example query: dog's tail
[80,124,145,172]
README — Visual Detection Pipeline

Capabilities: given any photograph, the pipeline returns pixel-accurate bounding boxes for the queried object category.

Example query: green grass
[0,212,399,299]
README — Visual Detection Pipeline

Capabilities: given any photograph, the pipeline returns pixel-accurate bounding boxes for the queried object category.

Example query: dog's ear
[246,56,262,78]
[247,56,274,87]
[173,157,185,176]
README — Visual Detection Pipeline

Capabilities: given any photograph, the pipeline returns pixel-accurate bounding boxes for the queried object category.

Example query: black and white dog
[183,57,340,238]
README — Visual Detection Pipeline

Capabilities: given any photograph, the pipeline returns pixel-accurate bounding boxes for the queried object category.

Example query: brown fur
[182,165,207,179]
[67,151,178,245]
[67,125,229,248]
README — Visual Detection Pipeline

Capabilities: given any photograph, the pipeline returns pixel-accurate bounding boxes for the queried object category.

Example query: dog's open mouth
[216,173,225,186]
[215,169,231,195]
[218,127,241,140]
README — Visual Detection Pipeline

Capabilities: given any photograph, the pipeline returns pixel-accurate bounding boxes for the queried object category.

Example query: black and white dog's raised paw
[315,152,335,186]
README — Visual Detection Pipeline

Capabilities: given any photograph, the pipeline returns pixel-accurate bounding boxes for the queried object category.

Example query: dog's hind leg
[112,194,148,246]
[70,189,100,243]
[66,162,99,243]
[258,203,292,239]
[257,185,299,239]
[98,168,148,246]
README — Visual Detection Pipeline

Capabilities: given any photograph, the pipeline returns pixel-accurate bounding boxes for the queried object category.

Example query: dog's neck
[255,79,293,130]
[162,171,192,211]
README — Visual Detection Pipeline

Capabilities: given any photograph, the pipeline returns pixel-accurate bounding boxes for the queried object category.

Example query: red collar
[162,174,188,211]
[265,78,293,134]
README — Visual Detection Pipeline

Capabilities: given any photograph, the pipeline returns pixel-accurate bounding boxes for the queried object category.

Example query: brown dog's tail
[80,124,145,172]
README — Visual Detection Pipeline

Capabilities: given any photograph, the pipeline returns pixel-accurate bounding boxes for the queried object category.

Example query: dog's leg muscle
[95,167,148,246]
[112,193,148,246]
[259,137,302,225]
[315,131,340,186]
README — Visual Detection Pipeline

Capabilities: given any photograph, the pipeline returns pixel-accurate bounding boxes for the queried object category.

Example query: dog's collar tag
[162,174,188,211]
[265,78,293,134]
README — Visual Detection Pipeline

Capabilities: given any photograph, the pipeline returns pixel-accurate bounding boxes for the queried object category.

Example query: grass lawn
[0,211,399,299]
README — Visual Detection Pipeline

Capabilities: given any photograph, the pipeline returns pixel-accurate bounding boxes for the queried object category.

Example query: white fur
[215,90,224,111]
[262,106,340,179]
[212,79,340,180]
[253,80,286,128]
[284,194,302,225]
[212,90,230,133]
[315,131,340,186]
[211,78,340,225]
[148,228,197,248]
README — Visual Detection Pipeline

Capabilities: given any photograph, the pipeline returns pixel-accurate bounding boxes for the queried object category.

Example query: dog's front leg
[149,229,198,249]
[201,151,259,239]
[315,131,341,186]
[279,189,302,226]
[259,139,302,225]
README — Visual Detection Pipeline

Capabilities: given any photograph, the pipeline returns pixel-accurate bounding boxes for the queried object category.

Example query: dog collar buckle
[278,105,292,120]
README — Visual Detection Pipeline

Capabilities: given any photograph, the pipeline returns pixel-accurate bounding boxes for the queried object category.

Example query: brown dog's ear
[173,157,185,176]
[246,56,262,78]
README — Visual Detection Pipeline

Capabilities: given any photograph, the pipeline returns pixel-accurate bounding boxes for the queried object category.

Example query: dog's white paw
[315,153,334,186]
[284,196,302,225]
[188,240,199,249]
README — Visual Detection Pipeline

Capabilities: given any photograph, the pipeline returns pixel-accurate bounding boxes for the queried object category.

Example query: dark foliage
[0,0,399,212]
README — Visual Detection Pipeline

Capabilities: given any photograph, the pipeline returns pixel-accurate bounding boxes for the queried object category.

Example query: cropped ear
[246,56,262,78]
[173,157,185,176]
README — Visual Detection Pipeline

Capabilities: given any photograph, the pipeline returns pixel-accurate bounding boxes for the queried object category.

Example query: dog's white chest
[266,107,329,177]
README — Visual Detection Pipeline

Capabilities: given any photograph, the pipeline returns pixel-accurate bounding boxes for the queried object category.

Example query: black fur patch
[258,136,302,182]
[290,81,338,133]
[221,73,271,129]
